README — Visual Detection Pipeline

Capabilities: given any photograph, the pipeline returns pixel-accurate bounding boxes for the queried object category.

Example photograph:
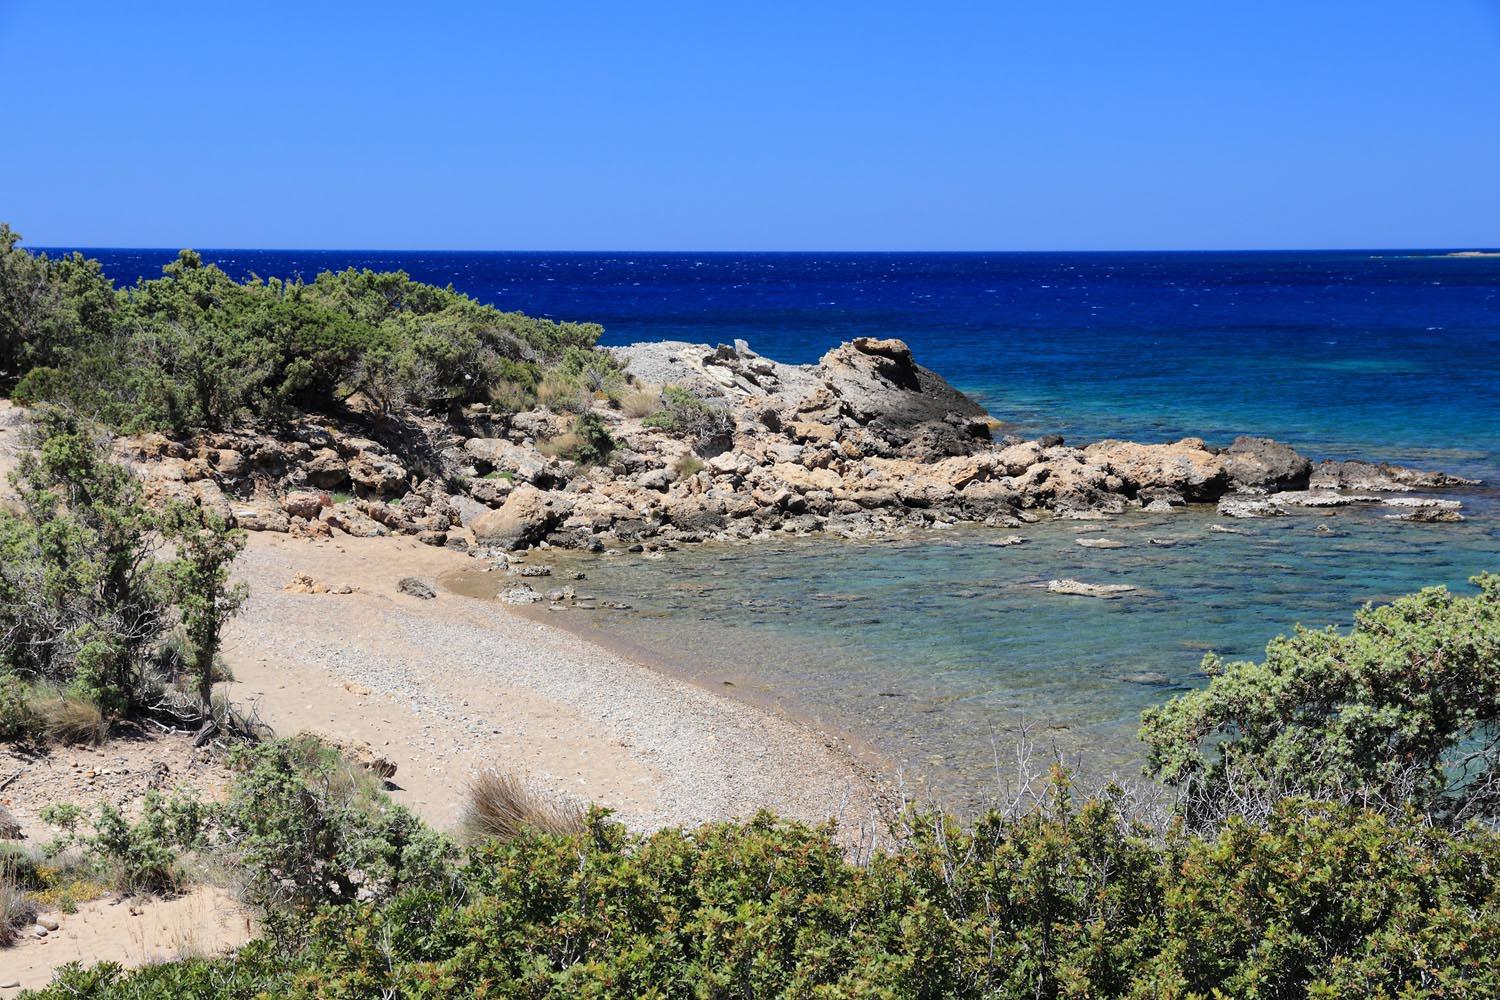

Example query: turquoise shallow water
[69,248,1500,808]
[516,497,1500,808]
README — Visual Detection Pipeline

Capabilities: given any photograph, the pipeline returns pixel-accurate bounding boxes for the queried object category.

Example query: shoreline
[220,531,889,843]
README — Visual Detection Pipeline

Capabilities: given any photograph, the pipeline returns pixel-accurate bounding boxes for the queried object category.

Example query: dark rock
[1224,436,1312,492]
[397,577,436,599]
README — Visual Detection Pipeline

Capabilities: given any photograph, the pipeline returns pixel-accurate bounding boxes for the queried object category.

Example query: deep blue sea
[60,248,1500,807]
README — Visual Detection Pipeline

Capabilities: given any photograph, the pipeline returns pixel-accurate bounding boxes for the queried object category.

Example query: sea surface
[60,248,1500,808]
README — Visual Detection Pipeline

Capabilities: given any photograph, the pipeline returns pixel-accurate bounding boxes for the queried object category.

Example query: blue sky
[3,2,1497,250]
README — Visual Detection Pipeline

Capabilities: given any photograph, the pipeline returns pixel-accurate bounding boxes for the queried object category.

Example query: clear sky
[3,1,1497,251]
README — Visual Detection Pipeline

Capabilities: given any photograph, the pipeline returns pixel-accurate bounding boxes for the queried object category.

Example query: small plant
[30,691,106,746]
[644,385,734,451]
[538,413,616,466]
[1,853,38,946]
[461,770,587,843]
[618,386,661,418]
[329,490,355,505]
[672,454,705,479]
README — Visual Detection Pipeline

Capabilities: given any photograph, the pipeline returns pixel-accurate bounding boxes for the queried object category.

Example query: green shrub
[644,384,734,450]
[1142,573,1500,827]
[25,790,1500,999]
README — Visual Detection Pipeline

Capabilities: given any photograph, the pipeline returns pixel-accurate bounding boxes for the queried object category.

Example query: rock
[1076,538,1126,549]
[1047,579,1137,598]
[500,584,543,605]
[324,503,388,538]
[1310,460,1479,492]
[301,448,349,489]
[414,529,448,546]
[1387,504,1465,523]
[1120,671,1173,686]
[232,504,290,532]
[1272,490,1380,507]
[1217,495,1286,518]
[281,490,329,520]
[993,535,1026,546]
[37,916,60,931]
[348,453,408,495]
[397,577,436,599]
[1224,436,1312,492]
[1082,438,1227,501]
[284,573,329,595]
[0,803,20,839]
[816,337,989,459]
[1208,524,1246,535]
[470,485,565,550]
[300,733,397,780]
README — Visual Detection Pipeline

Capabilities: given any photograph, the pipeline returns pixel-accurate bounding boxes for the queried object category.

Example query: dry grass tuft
[461,771,587,843]
[0,804,21,840]
[536,376,590,414]
[619,386,661,419]
[536,432,582,460]
[672,454,706,479]
[32,692,106,745]
[1,856,38,946]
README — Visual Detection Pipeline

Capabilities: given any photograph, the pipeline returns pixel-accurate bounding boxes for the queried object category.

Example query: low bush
[0,854,38,947]
[644,384,734,451]
[1142,573,1500,827]
[24,788,1500,998]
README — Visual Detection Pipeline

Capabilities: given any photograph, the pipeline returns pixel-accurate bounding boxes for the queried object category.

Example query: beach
[220,531,886,840]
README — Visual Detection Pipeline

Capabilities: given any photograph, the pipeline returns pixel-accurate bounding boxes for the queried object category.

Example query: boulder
[397,577,436,599]
[281,490,329,520]
[323,503,389,538]
[470,485,566,550]
[1310,460,1479,492]
[1224,436,1312,492]
[348,453,408,495]
[302,448,350,489]
[1081,438,1227,501]
[815,337,989,459]
[1217,495,1286,518]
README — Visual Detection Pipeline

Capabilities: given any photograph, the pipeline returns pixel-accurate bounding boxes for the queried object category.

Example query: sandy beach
[221,531,884,839]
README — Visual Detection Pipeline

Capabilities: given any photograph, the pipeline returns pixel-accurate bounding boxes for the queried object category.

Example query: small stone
[397,577,437,599]
[37,916,60,931]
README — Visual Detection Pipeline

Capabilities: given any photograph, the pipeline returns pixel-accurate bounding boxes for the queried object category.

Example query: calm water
[61,248,1500,807]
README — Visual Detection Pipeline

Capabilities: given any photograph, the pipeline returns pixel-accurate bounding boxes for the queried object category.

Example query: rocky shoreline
[112,337,1481,556]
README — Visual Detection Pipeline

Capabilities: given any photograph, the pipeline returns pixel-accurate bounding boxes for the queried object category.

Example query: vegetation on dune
[0,225,604,433]
[18,762,1500,998]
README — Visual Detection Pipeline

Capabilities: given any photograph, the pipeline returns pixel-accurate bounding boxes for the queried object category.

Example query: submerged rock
[1046,579,1137,598]
[1217,495,1286,519]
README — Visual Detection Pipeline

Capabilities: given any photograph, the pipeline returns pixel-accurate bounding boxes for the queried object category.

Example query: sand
[221,531,882,836]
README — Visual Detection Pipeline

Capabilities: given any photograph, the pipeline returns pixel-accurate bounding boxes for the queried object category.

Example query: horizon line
[27,243,1500,256]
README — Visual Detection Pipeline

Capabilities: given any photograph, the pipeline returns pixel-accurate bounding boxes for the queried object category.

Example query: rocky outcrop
[110,338,1476,554]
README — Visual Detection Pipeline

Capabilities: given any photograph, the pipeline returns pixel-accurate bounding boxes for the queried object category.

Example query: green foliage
[0,228,610,432]
[0,408,169,714]
[0,673,41,741]
[24,788,1500,999]
[160,503,247,715]
[0,224,119,389]
[555,345,625,395]
[643,384,734,450]
[87,793,210,894]
[565,411,617,465]
[1142,574,1500,826]
[216,739,456,914]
